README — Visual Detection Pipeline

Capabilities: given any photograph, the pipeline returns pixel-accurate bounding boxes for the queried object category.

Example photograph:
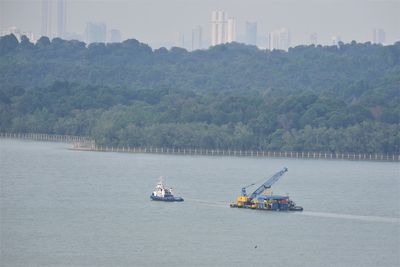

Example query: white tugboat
[150,177,184,202]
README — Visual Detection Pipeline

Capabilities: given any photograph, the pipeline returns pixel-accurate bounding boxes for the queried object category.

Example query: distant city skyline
[1,0,399,48]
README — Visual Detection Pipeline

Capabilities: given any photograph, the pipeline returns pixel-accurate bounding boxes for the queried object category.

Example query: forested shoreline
[0,34,399,153]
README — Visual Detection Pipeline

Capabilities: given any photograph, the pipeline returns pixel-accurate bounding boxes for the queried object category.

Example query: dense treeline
[0,34,399,153]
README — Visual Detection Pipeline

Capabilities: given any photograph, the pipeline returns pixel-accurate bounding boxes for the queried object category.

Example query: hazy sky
[1,0,399,48]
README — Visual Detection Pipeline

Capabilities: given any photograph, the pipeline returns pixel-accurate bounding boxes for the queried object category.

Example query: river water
[1,140,399,267]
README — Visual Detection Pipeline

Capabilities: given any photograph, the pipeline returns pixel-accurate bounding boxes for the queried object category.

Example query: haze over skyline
[1,0,399,48]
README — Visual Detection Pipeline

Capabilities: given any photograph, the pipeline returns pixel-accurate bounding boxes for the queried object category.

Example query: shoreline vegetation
[1,133,398,162]
[1,35,399,155]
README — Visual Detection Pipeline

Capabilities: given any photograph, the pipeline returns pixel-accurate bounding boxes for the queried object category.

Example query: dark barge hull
[230,203,303,211]
[150,195,184,202]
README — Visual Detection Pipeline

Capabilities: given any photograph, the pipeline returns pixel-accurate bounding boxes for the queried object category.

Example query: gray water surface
[1,140,399,267]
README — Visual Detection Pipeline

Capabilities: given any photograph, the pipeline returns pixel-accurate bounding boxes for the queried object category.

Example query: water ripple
[297,211,400,224]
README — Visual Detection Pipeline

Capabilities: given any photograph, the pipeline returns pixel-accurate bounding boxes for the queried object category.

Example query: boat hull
[230,203,303,211]
[150,195,184,202]
[289,206,303,211]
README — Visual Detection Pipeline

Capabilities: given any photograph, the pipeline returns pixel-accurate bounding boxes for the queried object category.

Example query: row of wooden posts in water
[72,142,399,162]
[0,132,94,144]
[1,132,398,162]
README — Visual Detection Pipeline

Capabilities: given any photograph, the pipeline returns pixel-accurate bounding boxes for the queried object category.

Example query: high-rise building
[372,28,385,44]
[191,26,202,50]
[85,22,106,43]
[211,10,227,46]
[309,33,318,45]
[109,29,121,43]
[227,17,236,43]
[64,32,83,42]
[41,0,52,38]
[245,21,257,46]
[6,26,22,40]
[210,10,236,46]
[267,31,278,50]
[331,35,341,46]
[175,32,185,48]
[5,26,35,42]
[267,28,290,51]
[57,0,66,38]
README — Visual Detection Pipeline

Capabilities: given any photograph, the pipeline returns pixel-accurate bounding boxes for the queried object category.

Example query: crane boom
[248,167,288,199]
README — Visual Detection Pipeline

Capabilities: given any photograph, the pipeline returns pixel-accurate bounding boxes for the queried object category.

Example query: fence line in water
[0,132,94,144]
[72,142,399,162]
[1,132,398,162]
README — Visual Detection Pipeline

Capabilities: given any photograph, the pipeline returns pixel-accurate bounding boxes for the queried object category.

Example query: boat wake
[184,198,229,208]
[183,198,400,224]
[297,211,400,224]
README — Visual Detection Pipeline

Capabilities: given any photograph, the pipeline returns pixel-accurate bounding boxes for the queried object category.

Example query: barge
[230,167,303,211]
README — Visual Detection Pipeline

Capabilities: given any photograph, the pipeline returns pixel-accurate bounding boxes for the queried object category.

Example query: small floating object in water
[150,176,184,202]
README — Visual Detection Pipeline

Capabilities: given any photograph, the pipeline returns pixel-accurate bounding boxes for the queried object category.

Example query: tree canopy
[1,34,399,153]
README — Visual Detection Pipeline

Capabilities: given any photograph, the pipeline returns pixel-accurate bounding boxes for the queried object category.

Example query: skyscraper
[331,35,341,46]
[41,0,52,38]
[309,33,318,45]
[372,28,385,44]
[227,17,236,43]
[267,31,279,50]
[245,21,257,46]
[211,10,227,46]
[109,29,121,43]
[57,0,66,38]
[175,32,185,48]
[85,22,106,44]
[191,26,202,50]
[5,26,35,42]
[267,28,291,51]
[280,28,290,51]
